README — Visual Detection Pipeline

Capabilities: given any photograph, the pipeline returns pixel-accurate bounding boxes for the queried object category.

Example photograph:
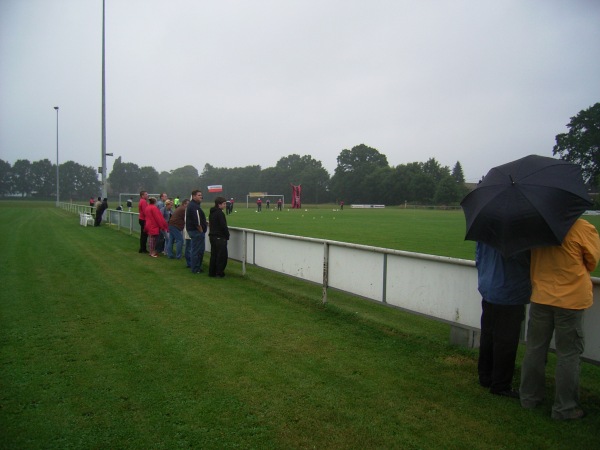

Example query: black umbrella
[460,154,592,257]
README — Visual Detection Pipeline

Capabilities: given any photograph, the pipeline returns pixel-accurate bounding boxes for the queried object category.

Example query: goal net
[245,193,285,209]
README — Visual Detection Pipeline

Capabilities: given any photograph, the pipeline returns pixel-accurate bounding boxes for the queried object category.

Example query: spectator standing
[174,195,180,208]
[94,198,108,227]
[89,196,95,213]
[138,191,149,253]
[520,218,600,420]
[226,198,231,215]
[164,200,174,221]
[209,196,230,277]
[256,198,262,212]
[186,190,207,274]
[156,193,168,254]
[166,199,188,259]
[144,197,168,258]
[476,242,530,398]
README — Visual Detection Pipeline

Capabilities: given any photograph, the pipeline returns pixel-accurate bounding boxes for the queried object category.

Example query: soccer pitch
[220,204,600,277]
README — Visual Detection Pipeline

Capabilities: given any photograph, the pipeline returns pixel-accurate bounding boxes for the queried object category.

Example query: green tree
[11,159,32,197]
[408,172,435,204]
[158,171,170,194]
[199,164,263,202]
[166,165,200,199]
[0,159,12,196]
[422,158,449,183]
[553,102,600,185]
[108,157,142,194]
[139,166,160,193]
[59,161,100,200]
[452,161,465,183]
[362,166,394,204]
[31,159,55,198]
[434,174,460,205]
[270,154,330,203]
[331,144,389,203]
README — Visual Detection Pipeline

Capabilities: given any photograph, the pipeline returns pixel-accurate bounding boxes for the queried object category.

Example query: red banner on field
[207,185,223,193]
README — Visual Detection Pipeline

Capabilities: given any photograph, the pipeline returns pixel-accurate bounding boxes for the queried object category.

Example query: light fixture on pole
[54,106,59,206]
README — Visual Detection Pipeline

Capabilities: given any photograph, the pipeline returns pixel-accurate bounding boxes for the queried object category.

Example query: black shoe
[492,389,520,399]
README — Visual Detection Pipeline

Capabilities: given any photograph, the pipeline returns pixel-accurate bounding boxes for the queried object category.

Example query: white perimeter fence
[61,202,600,365]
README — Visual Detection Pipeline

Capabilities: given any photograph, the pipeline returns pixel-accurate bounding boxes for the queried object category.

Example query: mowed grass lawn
[1,201,599,449]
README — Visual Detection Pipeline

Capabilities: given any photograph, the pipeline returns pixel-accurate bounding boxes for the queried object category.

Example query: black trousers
[478,300,525,393]
[209,236,228,276]
[139,219,148,252]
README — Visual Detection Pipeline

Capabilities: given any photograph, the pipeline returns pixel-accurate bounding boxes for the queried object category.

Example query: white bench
[79,213,94,227]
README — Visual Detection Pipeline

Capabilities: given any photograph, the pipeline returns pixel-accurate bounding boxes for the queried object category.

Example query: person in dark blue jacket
[185,190,207,274]
[476,242,531,398]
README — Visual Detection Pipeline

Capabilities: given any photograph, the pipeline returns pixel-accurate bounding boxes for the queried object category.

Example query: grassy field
[226,204,475,258]
[1,201,600,449]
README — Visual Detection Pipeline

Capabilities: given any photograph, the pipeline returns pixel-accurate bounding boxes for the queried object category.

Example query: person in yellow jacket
[520,218,600,420]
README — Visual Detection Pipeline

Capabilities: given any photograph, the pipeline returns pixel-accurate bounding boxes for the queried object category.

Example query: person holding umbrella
[461,154,599,419]
[476,243,530,398]
[520,218,600,420]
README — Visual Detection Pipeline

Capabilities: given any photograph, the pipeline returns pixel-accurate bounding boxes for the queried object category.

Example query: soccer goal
[118,193,160,211]
[246,193,285,210]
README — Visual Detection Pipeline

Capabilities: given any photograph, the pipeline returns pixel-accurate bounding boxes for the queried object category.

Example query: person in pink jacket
[144,197,168,258]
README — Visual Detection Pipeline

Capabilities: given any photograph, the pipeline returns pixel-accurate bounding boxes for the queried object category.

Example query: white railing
[60,203,600,364]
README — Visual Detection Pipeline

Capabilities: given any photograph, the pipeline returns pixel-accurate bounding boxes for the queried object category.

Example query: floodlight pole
[101,0,108,199]
[54,106,59,206]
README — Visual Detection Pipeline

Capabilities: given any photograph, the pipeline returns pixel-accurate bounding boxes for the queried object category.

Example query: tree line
[3,102,597,205]
[0,158,99,200]
[0,145,469,206]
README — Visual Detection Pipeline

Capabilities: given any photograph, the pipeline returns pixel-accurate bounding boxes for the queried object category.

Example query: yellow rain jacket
[531,219,600,310]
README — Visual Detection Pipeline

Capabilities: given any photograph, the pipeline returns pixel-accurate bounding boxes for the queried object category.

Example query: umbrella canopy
[460,154,592,257]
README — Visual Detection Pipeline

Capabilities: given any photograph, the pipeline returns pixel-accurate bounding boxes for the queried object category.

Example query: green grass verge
[1,202,599,449]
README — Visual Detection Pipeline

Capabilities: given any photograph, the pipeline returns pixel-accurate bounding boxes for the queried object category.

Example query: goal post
[246,193,285,209]
[119,193,160,210]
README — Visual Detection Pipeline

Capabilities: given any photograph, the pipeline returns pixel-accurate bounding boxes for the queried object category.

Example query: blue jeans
[166,225,183,259]
[520,303,585,418]
[188,229,205,273]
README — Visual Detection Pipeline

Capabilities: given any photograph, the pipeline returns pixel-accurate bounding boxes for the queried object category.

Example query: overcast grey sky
[1,0,599,183]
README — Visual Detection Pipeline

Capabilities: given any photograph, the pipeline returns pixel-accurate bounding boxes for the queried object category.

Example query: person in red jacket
[138,190,149,253]
[144,197,168,258]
